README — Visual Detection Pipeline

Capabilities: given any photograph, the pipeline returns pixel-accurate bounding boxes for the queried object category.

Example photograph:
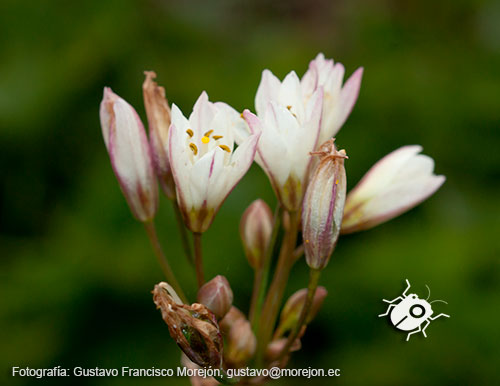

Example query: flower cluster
[100,53,445,384]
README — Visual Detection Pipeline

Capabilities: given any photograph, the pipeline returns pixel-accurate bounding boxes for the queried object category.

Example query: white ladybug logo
[379,279,450,341]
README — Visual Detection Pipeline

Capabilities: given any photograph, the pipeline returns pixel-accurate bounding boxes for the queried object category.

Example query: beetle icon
[379,279,450,341]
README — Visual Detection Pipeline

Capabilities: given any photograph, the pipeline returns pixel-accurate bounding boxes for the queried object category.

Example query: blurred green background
[1,0,499,385]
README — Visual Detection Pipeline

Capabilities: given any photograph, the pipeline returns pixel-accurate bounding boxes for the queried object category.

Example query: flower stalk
[193,232,205,288]
[172,200,194,265]
[276,268,321,362]
[256,209,300,365]
[249,205,282,329]
[144,222,187,303]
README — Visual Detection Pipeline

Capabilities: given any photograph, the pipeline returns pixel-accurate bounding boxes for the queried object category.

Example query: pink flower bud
[239,199,273,269]
[275,286,328,337]
[142,71,176,200]
[265,337,301,362]
[100,87,158,222]
[219,306,246,335]
[302,139,347,270]
[197,275,233,320]
[225,319,256,368]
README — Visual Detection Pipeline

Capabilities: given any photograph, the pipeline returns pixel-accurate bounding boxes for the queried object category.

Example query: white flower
[239,70,323,211]
[168,92,260,233]
[342,145,445,233]
[301,53,363,144]
[99,87,158,222]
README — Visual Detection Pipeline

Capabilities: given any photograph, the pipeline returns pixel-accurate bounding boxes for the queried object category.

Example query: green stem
[213,369,239,385]
[249,269,263,323]
[193,232,205,288]
[143,221,188,303]
[277,268,321,362]
[249,205,282,331]
[256,210,300,366]
[171,200,194,265]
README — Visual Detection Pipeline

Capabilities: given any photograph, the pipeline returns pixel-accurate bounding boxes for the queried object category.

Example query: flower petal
[189,91,217,135]
[342,146,445,233]
[255,70,281,117]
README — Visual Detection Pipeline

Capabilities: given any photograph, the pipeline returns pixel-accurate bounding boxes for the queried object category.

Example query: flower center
[186,129,231,156]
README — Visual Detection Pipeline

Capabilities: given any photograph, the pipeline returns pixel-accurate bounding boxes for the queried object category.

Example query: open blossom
[99,87,158,222]
[301,53,363,144]
[302,140,347,269]
[240,71,323,211]
[142,71,176,199]
[169,92,260,233]
[342,145,445,234]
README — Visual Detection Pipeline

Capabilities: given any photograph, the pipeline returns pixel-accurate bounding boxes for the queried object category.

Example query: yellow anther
[286,105,292,110]
[213,135,223,140]
[204,129,214,137]
[189,143,198,155]
[186,129,194,137]
[219,145,231,153]
[240,113,244,118]
[201,136,210,144]
[335,179,339,185]
[305,239,310,244]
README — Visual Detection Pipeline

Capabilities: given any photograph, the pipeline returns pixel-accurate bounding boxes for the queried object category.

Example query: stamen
[286,105,297,118]
[189,143,198,155]
[219,145,231,153]
[201,136,210,144]
[335,179,339,185]
[204,129,214,137]
[186,129,194,137]
[213,135,223,140]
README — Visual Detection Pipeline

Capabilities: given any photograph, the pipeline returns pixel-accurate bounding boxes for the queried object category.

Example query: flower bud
[275,286,328,337]
[302,139,347,270]
[341,145,445,234]
[265,337,302,362]
[197,275,233,320]
[239,199,273,268]
[142,71,176,200]
[225,319,256,368]
[219,306,246,335]
[100,87,158,222]
[153,282,223,369]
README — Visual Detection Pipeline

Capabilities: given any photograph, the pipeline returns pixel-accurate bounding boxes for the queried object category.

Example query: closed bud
[302,139,347,270]
[100,87,158,222]
[266,337,302,362]
[153,282,223,369]
[275,286,328,337]
[240,199,273,268]
[142,71,176,200]
[225,319,257,368]
[197,275,233,320]
[219,306,246,335]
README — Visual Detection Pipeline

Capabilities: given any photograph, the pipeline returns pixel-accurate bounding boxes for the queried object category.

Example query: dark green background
[1,0,499,385]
